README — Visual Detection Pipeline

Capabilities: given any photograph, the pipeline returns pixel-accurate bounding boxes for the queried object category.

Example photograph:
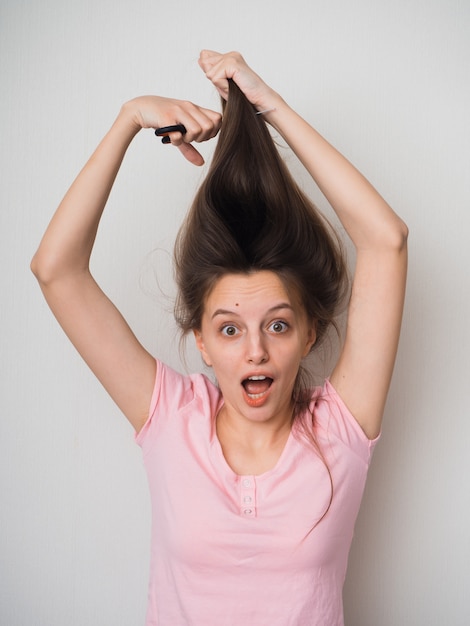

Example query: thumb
[177,142,205,166]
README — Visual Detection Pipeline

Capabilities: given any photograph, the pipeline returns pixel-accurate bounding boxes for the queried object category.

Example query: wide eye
[269,321,288,333]
[221,325,239,337]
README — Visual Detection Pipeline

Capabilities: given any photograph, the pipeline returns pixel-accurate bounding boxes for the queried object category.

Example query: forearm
[265,97,408,251]
[32,93,221,285]
[31,107,139,284]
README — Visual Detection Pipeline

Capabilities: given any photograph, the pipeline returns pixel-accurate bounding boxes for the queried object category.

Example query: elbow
[30,247,53,286]
[30,248,64,287]
[380,214,408,253]
[359,218,408,254]
[31,248,89,288]
[30,250,43,282]
[394,218,409,252]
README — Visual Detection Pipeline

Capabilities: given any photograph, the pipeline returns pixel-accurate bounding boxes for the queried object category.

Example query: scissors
[154,124,187,144]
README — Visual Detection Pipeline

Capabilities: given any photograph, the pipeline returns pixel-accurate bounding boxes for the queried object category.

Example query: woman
[31,50,408,625]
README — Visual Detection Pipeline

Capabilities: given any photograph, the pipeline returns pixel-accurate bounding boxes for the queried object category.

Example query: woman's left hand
[198,50,280,113]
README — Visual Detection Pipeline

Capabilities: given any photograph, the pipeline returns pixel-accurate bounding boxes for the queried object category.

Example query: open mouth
[241,375,274,400]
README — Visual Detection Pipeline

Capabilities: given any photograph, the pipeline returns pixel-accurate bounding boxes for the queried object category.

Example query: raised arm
[199,50,408,439]
[31,96,221,432]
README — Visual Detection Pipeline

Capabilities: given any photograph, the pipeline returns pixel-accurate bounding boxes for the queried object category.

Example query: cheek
[193,330,214,367]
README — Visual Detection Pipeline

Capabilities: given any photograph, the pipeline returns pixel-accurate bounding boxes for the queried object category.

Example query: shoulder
[305,379,380,461]
[136,360,221,445]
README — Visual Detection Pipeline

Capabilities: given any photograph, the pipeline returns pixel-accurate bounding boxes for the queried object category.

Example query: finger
[198,49,222,72]
[158,110,220,158]
[202,66,230,100]
[163,105,220,144]
[199,51,248,100]
[198,106,223,126]
[198,50,231,99]
[183,108,222,142]
[202,53,271,109]
[177,142,205,166]
[164,129,186,146]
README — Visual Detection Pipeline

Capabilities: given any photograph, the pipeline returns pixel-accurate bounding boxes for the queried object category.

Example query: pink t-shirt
[136,360,378,626]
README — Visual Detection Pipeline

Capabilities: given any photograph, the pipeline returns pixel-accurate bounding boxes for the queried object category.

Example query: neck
[217,403,294,449]
[215,404,294,476]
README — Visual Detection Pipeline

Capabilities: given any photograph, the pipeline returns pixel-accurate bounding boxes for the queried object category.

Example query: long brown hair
[174,79,348,408]
[174,79,347,524]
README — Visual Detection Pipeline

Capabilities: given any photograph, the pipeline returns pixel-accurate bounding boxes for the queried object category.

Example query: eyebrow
[211,303,295,320]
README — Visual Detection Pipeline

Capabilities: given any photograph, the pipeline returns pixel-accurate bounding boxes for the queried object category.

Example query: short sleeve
[135,360,221,453]
[313,379,380,465]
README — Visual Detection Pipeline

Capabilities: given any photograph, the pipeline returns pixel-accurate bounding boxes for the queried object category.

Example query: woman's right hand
[120,95,222,166]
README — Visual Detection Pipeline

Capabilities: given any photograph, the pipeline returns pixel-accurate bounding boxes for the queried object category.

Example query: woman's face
[194,271,316,428]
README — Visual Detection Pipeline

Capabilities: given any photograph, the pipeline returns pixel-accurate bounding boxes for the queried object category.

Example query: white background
[1,0,469,624]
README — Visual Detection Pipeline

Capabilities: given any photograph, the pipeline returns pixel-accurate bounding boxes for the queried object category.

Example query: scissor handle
[155,124,187,143]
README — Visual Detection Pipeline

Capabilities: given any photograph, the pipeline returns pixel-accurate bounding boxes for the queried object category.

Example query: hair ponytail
[174,79,348,351]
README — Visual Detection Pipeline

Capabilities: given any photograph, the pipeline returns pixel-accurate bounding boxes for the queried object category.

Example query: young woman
[31,50,408,625]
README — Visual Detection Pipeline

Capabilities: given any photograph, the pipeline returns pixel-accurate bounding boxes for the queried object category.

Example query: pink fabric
[136,360,378,626]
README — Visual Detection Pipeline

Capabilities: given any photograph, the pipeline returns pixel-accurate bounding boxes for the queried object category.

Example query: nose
[246,331,269,364]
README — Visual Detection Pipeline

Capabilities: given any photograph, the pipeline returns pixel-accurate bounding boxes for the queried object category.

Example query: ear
[193,329,213,367]
[302,323,317,358]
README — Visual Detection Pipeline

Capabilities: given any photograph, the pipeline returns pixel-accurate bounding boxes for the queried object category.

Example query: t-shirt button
[243,509,253,515]
[242,479,251,488]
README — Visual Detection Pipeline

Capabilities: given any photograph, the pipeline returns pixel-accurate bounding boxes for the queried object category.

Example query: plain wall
[1,0,469,624]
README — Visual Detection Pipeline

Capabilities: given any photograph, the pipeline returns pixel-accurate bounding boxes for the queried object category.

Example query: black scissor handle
[155,124,187,143]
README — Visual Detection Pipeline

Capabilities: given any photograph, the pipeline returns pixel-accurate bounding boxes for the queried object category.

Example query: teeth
[248,375,266,381]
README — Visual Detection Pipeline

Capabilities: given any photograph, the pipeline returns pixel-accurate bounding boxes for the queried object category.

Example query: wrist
[117,100,144,137]
[256,93,288,125]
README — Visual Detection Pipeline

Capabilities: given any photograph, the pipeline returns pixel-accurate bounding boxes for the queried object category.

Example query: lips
[242,375,273,398]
